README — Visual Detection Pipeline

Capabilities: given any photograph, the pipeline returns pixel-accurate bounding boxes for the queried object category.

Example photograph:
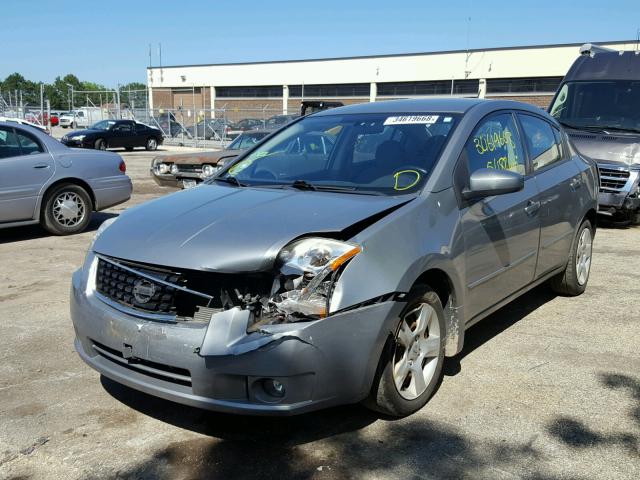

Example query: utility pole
[40,83,44,126]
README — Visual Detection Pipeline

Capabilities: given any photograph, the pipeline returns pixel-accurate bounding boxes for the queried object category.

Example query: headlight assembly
[201,164,216,178]
[73,135,85,141]
[269,238,362,319]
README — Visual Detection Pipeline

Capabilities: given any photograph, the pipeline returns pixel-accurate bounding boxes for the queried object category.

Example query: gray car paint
[71,98,598,415]
[0,121,132,229]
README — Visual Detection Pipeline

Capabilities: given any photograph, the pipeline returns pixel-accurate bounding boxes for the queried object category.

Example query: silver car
[71,99,598,417]
[0,121,132,235]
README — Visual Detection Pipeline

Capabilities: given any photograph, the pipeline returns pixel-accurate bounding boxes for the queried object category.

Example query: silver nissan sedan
[71,99,598,417]
[0,121,132,235]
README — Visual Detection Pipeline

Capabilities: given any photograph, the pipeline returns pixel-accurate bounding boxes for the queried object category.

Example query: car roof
[313,98,486,116]
[564,50,640,82]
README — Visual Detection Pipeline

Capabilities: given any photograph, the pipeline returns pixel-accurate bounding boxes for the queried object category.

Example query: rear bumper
[70,256,403,415]
[92,176,132,210]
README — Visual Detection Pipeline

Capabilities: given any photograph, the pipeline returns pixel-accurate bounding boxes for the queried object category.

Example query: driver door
[459,112,541,319]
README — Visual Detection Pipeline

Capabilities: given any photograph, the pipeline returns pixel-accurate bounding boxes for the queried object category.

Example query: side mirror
[462,168,524,199]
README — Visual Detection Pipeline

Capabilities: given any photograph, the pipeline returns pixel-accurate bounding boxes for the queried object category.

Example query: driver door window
[466,113,526,175]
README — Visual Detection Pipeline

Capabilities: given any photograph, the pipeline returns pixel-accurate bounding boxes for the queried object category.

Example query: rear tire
[145,137,158,151]
[41,184,92,235]
[550,219,594,296]
[366,285,446,417]
[94,138,107,150]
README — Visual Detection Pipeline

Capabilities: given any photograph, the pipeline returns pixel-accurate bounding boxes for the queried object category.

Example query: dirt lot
[1,147,639,480]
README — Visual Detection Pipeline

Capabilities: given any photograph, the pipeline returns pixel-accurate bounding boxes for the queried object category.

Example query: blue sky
[2,0,639,86]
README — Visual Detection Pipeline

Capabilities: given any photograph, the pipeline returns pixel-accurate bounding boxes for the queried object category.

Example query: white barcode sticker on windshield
[384,115,439,126]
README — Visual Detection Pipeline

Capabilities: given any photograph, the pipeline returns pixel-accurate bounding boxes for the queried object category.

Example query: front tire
[94,138,107,150]
[41,184,92,235]
[367,285,446,417]
[145,137,158,151]
[550,219,594,296]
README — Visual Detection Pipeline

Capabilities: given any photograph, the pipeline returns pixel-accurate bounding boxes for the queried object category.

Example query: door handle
[569,177,582,190]
[33,164,50,169]
[524,200,541,216]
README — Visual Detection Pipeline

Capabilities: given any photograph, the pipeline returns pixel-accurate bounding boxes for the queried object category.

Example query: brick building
[147,40,635,118]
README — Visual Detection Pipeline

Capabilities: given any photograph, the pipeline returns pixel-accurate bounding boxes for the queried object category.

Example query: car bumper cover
[70,260,403,415]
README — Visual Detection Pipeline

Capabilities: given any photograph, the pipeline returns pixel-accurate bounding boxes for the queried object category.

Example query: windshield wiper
[213,176,245,187]
[289,179,317,191]
[558,121,640,135]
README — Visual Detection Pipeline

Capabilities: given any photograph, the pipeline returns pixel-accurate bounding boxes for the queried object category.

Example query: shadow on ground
[546,372,640,456]
[102,374,568,480]
[0,211,117,244]
[444,285,557,376]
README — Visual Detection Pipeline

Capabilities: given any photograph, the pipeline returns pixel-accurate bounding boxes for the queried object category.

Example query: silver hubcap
[575,227,592,286]
[52,192,85,227]
[393,303,441,400]
[148,139,157,149]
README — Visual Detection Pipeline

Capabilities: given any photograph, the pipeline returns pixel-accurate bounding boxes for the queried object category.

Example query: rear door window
[466,113,526,175]
[16,130,45,155]
[518,114,561,170]
[0,127,21,159]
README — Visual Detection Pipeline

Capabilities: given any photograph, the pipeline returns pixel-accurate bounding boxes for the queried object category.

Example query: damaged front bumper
[70,258,404,415]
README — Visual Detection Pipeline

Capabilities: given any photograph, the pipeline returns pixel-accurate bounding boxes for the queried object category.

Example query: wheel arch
[584,207,597,234]
[38,177,96,219]
[412,267,464,357]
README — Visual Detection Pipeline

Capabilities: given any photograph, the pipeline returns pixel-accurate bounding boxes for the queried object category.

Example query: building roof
[149,40,637,70]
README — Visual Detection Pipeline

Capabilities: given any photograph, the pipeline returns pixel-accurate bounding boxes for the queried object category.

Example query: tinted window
[466,113,526,175]
[0,127,21,159]
[16,130,44,155]
[518,115,561,170]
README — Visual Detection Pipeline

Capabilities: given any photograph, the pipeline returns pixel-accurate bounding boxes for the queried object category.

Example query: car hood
[160,149,239,165]
[65,128,99,137]
[566,129,640,166]
[94,184,411,272]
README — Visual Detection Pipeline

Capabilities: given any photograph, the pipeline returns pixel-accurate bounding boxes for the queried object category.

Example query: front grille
[598,166,630,191]
[176,164,202,174]
[96,257,184,315]
[95,255,273,318]
[91,339,192,387]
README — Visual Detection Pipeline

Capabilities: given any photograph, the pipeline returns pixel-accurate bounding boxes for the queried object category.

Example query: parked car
[152,111,187,138]
[71,99,597,417]
[151,130,271,188]
[59,108,103,129]
[549,43,640,223]
[61,119,163,151]
[0,121,131,235]
[300,100,344,116]
[0,116,49,134]
[226,118,265,139]
[186,118,236,140]
[264,114,299,130]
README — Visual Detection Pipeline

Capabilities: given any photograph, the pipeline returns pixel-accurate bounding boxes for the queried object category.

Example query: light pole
[66,83,74,111]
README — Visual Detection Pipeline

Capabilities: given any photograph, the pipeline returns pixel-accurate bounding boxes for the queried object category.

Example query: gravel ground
[0,146,639,480]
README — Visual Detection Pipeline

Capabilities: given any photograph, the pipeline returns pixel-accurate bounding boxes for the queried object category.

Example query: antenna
[636,28,639,51]
[464,0,472,79]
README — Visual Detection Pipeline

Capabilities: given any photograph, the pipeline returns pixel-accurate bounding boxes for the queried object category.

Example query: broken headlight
[269,238,362,319]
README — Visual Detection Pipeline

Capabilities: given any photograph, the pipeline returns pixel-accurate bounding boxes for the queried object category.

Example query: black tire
[61,125,68,129]
[71,122,76,129]
[94,138,107,150]
[550,219,594,296]
[366,284,446,417]
[125,147,134,151]
[145,137,158,151]
[41,183,92,235]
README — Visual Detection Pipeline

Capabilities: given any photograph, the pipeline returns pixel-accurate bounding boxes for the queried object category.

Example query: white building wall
[147,41,634,89]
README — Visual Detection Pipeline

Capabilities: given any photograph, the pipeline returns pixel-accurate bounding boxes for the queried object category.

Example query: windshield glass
[215,112,458,195]
[550,81,640,132]
[91,120,116,130]
[228,132,268,150]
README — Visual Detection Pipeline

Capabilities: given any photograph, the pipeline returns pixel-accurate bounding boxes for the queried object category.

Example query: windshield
[550,81,640,133]
[215,112,458,195]
[91,120,116,130]
[228,132,268,150]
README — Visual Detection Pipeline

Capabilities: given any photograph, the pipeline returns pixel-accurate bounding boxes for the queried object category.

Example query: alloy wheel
[575,227,592,286]
[392,303,441,400]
